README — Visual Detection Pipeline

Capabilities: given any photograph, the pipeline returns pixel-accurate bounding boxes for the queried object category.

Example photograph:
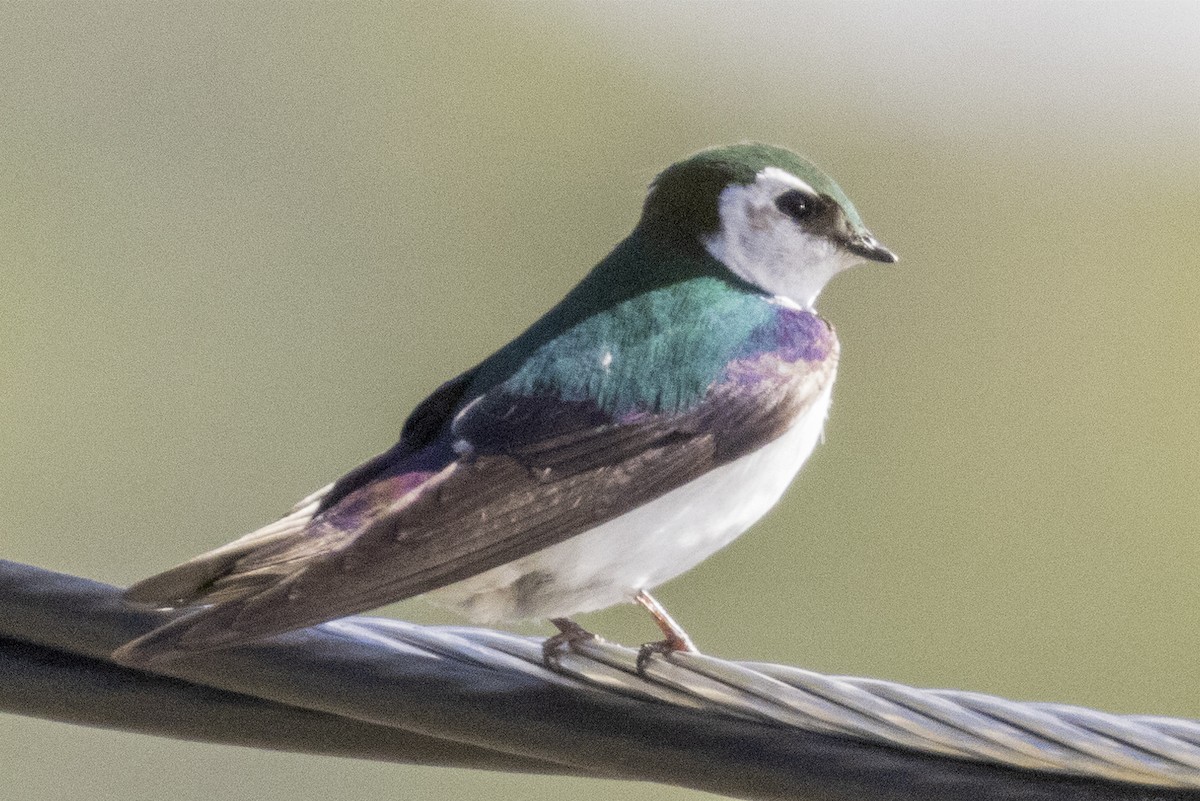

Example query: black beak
[846,232,899,264]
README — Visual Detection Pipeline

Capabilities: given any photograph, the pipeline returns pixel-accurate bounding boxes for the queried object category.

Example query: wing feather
[121,482,334,607]
[115,325,838,665]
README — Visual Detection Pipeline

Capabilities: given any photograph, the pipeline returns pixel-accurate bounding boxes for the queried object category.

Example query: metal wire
[3,559,1198,800]
[337,619,1200,790]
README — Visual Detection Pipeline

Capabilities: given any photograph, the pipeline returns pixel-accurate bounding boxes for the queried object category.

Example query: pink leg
[634,590,697,672]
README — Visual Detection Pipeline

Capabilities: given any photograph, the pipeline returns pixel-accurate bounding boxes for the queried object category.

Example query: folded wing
[115,337,836,665]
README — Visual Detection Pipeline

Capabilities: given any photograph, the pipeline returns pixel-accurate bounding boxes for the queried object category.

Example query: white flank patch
[428,382,835,622]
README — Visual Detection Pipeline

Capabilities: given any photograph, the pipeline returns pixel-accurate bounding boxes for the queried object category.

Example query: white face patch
[703,166,864,309]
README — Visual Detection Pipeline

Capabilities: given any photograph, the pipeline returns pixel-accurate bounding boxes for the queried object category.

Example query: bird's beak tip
[847,233,899,264]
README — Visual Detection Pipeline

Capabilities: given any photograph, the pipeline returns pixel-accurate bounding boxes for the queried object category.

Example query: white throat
[703,167,861,309]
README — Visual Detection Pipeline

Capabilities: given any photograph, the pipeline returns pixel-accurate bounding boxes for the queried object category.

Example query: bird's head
[639,143,897,309]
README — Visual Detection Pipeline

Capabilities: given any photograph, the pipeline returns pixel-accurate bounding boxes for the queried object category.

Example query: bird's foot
[542,617,598,670]
[636,636,696,673]
[634,590,697,674]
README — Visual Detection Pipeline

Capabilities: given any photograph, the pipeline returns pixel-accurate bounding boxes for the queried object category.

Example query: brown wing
[114,346,836,665]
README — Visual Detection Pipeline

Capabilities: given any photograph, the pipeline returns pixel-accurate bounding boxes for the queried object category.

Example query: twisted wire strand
[335,618,1200,789]
[3,559,1198,799]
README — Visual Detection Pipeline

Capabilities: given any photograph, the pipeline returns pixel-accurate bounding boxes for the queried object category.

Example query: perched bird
[113,143,896,668]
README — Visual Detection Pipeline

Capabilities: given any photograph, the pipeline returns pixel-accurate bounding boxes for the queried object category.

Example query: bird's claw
[635,634,696,674]
[542,617,598,670]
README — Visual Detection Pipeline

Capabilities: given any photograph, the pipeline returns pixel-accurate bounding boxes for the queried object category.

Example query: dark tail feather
[123,483,331,607]
[111,603,256,668]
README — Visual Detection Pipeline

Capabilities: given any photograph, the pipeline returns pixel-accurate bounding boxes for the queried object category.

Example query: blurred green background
[2,2,1198,799]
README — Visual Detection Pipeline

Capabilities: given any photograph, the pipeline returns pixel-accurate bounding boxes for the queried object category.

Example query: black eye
[775,190,814,221]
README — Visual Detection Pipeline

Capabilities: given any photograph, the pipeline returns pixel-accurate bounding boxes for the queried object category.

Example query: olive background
[2,3,1198,800]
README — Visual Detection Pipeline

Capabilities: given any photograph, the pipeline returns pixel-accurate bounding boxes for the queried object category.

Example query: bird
[112,143,897,668]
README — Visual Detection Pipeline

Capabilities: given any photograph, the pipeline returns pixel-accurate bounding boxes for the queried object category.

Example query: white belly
[428,383,834,622]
